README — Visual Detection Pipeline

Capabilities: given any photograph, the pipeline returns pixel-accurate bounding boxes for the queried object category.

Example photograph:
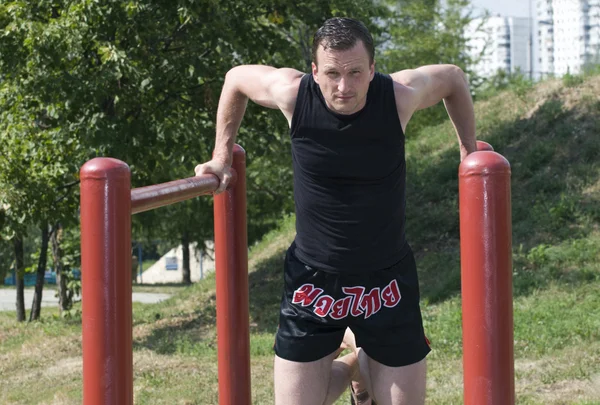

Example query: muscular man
[195,17,477,405]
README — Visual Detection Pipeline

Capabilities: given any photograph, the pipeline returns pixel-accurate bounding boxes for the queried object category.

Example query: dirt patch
[44,357,82,378]
[38,392,79,405]
[538,374,600,403]
[514,342,600,403]
[583,178,600,197]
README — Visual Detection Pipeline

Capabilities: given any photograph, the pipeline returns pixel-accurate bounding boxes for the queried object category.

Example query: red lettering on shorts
[342,286,365,317]
[359,287,382,319]
[329,296,352,320]
[381,279,402,308]
[291,283,323,307]
[314,295,335,317]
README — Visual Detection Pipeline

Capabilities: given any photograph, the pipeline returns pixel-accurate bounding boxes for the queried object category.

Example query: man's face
[312,41,375,115]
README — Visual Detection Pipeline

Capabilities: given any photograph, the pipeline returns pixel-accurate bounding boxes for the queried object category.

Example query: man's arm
[391,64,477,160]
[196,65,303,193]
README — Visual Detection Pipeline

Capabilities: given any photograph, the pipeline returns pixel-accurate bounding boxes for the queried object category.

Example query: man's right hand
[194,159,232,195]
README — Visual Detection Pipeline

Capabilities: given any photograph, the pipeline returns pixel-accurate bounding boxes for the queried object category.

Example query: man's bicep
[227,65,280,109]
[228,66,301,110]
[393,65,457,112]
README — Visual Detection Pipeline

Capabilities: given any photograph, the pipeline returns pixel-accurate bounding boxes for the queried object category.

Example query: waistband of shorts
[289,240,412,275]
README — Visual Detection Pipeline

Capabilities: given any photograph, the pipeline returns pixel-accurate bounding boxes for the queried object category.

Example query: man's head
[311,17,376,115]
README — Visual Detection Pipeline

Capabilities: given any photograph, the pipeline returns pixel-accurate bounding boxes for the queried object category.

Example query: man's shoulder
[372,71,410,93]
[385,69,428,131]
[251,66,304,123]
[268,67,305,87]
[228,64,304,89]
[388,69,428,94]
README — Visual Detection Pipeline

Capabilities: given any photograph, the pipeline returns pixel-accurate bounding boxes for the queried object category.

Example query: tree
[0,1,84,320]
[28,222,50,321]
[0,208,11,283]
[379,0,476,136]
[1,0,397,318]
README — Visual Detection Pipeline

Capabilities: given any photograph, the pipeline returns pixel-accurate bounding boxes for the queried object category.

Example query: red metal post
[459,150,514,405]
[213,144,251,405]
[80,158,133,405]
[476,140,494,151]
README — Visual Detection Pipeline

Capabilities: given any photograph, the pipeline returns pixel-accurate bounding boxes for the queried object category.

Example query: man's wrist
[212,151,232,166]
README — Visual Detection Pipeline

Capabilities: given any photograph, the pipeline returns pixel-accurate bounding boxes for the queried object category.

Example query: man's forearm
[213,70,249,165]
[443,72,477,157]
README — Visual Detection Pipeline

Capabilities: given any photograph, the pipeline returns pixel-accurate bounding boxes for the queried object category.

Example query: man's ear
[312,62,319,84]
[370,60,376,81]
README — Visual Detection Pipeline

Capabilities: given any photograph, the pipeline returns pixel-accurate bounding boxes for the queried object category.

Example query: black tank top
[290,72,409,273]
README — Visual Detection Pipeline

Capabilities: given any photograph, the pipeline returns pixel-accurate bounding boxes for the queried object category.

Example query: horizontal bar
[131,174,219,215]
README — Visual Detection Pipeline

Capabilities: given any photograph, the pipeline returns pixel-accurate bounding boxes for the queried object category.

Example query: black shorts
[274,242,431,367]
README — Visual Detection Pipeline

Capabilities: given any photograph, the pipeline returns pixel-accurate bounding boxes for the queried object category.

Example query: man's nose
[338,77,348,93]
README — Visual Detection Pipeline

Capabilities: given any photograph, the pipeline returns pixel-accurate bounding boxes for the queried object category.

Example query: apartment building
[466,16,532,78]
[538,0,555,75]
[466,0,599,79]
[538,0,600,76]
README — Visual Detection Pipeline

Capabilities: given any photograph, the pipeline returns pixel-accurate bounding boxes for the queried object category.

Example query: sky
[470,0,532,18]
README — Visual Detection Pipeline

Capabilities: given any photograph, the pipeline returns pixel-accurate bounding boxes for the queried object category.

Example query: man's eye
[327,72,338,77]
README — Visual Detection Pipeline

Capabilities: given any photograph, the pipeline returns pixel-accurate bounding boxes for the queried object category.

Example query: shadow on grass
[132,305,218,355]
[247,251,287,334]
[134,92,600,348]
[242,96,600,330]
[132,283,218,355]
[408,97,600,303]
[132,253,285,352]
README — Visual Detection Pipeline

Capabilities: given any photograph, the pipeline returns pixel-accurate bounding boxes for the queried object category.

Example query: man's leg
[274,351,358,405]
[360,351,426,405]
[344,329,427,405]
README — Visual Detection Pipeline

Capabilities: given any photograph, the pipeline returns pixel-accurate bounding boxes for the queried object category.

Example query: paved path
[0,288,171,311]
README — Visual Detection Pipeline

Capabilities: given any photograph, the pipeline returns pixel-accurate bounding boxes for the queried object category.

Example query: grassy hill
[1,74,599,404]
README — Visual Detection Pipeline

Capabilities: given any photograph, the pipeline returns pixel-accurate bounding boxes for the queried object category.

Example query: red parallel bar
[80,158,133,405]
[213,145,251,405]
[459,149,515,405]
[131,175,219,215]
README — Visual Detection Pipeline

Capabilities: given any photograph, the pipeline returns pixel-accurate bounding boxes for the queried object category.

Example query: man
[195,17,477,405]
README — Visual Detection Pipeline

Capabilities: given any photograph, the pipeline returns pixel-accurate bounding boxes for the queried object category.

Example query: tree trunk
[182,233,191,285]
[13,236,25,322]
[51,223,71,313]
[30,222,49,321]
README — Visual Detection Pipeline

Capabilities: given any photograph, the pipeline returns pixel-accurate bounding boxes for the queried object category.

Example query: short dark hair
[311,17,375,65]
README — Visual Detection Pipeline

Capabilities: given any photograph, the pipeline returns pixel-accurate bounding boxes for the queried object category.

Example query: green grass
[1,75,600,404]
[141,259,156,273]
[131,283,191,295]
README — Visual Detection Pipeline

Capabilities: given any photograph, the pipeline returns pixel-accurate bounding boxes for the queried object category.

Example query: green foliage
[0,0,479,264]
[525,243,551,268]
[1,0,395,259]
[474,68,535,101]
[379,0,476,136]
[583,62,600,76]
[562,72,585,87]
